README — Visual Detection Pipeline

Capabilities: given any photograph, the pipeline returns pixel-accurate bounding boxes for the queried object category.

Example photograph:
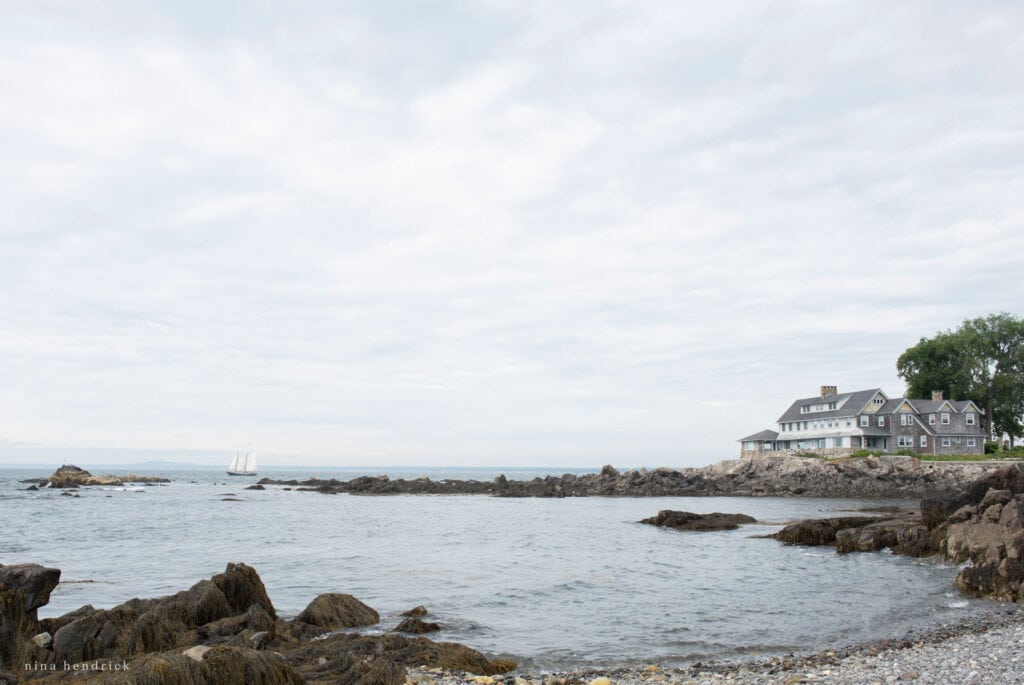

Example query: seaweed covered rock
[393,617,442,634]
[640,510,756,531]
[285,632,515,681]
[290,592,380,638]
[772,516,882,546]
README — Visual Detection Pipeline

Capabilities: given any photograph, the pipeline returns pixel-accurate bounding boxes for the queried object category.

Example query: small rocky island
[640,510,756,531]
[24,465,169,490]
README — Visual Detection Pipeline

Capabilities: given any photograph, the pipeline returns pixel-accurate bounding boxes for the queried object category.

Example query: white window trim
[941,413,951,425]
[966,413,975,425]
[919,435,927,447]
[929,415,936,425]
[968,438,977,447]
[898,436,913,447]
[942,437,951,447]
[878,416,885,427]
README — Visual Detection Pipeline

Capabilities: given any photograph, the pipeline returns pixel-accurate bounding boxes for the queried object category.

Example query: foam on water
[0,467,1003,669]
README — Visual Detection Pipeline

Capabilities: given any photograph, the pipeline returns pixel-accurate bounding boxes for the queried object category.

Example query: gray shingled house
[738,386,986,458]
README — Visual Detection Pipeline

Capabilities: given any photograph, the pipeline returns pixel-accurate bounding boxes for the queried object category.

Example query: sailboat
[227,450,257,476]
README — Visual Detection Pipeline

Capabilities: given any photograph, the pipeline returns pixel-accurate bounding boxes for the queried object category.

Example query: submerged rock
[640,510,757,531]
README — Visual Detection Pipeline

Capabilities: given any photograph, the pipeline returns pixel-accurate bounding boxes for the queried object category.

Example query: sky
[1,1,1023,468]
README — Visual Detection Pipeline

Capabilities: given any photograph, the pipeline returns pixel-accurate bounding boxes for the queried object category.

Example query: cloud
[1,1,1023,466]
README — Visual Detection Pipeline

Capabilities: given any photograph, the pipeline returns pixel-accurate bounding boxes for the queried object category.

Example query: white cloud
[1,1,1023,467]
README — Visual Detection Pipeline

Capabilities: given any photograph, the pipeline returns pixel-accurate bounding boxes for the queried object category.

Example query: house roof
[739,429,779,442]
[878,398,981,415]
[776,388,884,423]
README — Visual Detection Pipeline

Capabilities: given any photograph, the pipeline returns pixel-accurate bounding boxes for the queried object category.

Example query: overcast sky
[1,1,1022,468]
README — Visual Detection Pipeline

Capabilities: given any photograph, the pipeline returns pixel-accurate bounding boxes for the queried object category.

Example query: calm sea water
[0,466,999,670]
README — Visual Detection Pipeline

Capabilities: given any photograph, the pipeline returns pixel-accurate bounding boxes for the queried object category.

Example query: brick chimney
[820,385,837,397]
[932,390,944,401]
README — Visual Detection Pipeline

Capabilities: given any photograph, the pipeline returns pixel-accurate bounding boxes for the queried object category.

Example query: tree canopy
[897,313,1024,443]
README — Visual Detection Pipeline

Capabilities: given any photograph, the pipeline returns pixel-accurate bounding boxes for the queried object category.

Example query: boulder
[0,564,61,613]
[640,510,756,531]
[291,593,379,636]
[394,617,442,634]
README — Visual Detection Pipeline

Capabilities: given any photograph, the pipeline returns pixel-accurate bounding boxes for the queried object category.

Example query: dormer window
[929,415,936,425]
[966,413,975,426]
[941,413,951,425]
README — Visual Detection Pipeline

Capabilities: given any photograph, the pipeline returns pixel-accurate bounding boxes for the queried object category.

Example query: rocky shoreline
[0,562,515,684]
[257,456,1010,499]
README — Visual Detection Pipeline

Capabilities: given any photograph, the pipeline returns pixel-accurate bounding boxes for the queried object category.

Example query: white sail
[228,453,242,473]
[244,452,257,474]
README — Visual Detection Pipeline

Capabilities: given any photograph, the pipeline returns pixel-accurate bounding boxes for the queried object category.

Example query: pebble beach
[421,606,1023,685]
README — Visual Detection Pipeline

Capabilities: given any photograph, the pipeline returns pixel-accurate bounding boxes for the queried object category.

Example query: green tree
[897,313,1024,443]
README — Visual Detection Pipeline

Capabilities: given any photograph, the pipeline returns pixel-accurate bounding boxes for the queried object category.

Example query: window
[966,413,975,425]
[860,415,869,426]
[900,414,910,426]
[829,402,837,410]
[942,437,951,447]
[801,421,807,430]
[941,413,951,425]
[920,435,927,448]
[968,438,976,447]
[929,414,936,425]
[873,397,884,405]
[898,436,913,447]
[833,438,843,448]
[878,416,885,427]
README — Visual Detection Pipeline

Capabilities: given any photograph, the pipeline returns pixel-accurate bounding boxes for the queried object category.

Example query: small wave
[947,600,969,609]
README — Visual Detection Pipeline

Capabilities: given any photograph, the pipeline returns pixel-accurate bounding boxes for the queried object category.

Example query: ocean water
[0,466,999,670]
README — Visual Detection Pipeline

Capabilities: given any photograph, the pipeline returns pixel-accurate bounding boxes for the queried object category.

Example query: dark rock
[401,605,428,617]
[641,510,756,531]
[393,617,442,634]
[285,632,515,681]
[772,517,882,546]
[291,593,379,635]
[245,484,265,490]
[0,564,62,612]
